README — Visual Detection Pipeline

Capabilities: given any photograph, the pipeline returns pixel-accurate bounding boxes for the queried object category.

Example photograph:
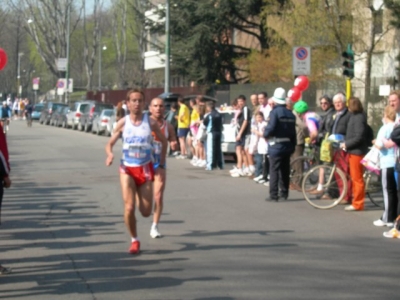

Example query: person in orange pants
[348,153,365,210]
[340,97,369,211]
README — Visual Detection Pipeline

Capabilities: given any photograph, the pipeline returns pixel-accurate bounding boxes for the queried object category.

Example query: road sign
[32,77,40,90]
[293,46,311,76]
[57,78,73,94]
[56,58,67,71]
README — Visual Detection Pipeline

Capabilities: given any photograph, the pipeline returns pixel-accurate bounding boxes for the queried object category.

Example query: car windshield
[221,112,234,125]
[79,104,88,112]
[33,105,44,112]
[103,110,114,117]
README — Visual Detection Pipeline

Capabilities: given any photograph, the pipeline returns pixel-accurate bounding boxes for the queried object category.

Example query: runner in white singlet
[149,97,177,238]
[105,89,168,255]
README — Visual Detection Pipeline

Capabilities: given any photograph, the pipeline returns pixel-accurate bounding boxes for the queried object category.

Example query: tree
[384,0,400,81]
[148,0,287,85]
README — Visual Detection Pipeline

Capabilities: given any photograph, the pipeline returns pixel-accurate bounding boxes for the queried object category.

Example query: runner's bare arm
[150,119,168,165]
[105,117,125,166]
[167,123,178,151]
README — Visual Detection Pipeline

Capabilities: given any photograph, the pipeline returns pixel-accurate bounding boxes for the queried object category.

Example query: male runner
[149,97,177,238]
[105,89,167,254]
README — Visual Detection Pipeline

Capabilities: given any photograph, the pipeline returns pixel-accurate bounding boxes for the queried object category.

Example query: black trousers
[269,154,291,199]
[382,168,398,223]
[263,154,270,181]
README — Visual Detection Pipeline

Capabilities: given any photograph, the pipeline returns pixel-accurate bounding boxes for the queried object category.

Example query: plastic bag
[361,146,380,175]
[320,135,333,163]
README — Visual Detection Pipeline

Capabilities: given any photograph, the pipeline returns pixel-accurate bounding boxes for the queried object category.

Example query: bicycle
[301,148,383,209]
[289,144,319,190]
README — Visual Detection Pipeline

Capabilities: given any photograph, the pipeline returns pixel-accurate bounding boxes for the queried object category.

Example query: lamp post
[17,52,24,97]
[65,3,71,103]
[164,0,170,93]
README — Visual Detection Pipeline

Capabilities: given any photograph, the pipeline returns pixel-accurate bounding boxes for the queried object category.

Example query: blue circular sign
[295,47,308,61]
[57,80,65,88]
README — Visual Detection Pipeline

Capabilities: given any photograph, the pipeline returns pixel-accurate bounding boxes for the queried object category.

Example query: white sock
[131,237,139,242]
[244,167,249,174]
[151,222,157,229]
[193,156,198,160]
[249,165,255,172]
[317,183,324,191]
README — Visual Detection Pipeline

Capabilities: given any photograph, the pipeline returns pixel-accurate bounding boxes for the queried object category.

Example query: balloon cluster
[0,48,8,71]
[288,75,309,102]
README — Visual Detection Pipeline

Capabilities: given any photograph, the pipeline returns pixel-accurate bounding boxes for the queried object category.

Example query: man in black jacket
[203,101,224,170]
[263,88,296,201]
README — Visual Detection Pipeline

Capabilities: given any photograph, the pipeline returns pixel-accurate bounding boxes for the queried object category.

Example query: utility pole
[164,0,170,93]
[65,2,71,103]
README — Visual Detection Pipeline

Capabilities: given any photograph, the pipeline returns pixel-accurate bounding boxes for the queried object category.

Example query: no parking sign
[293,46,311,76]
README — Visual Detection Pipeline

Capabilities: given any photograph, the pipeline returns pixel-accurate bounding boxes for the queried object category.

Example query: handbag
[361,146,380,174]
[320,134,333,163]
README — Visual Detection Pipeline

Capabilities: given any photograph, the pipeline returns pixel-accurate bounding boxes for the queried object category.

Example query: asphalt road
[0,120,399,300]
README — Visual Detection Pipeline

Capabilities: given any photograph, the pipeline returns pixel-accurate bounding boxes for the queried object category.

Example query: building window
[373,9,383,35]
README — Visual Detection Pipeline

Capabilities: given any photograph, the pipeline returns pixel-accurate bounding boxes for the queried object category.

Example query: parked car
[91,109,115,136]
[31,104,44,120]
[219,108,237,156]
[39,102,68,125]
[50,104,68,126]
[66,101,91,130]
[54,106,70,127]
[79,101,114,132]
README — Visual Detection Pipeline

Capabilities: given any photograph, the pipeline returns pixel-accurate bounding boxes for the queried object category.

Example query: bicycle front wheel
[302,164,348,209]
[365,171,384,208]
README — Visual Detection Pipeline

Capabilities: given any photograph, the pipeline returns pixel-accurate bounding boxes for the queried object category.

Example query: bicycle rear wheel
[302,164,348,209]
[290,156,315,190]
[365,171,384,208]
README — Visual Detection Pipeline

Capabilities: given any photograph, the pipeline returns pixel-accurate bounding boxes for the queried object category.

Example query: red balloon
[0,48,8,71]
[288,87,302,102]
[294,75,309,91]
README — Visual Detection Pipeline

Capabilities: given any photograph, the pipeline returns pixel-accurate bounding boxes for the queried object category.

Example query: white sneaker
[231,169,244,177]
[258,179,266,184]
[263,181,269,186]
[190,158,198,165]
[176,155,187,159]
[373,219,387,227]
[197,160,206,167]
[150,226,162,238]
[229,167,238,174]
[253,175,263,182]
[383,228,399,238]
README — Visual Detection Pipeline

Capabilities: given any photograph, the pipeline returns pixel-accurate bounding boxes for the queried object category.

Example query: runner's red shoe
[129,241,140,254]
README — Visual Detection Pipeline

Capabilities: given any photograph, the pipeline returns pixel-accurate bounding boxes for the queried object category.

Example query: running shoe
[373,219,391,227]
[229,166,238,174]
[150,226,162,238]
[129,241,141,254]
[253,175,263,182]
[258,179,266,184]
[231,169,244,177]
[190,158,198,165]
[196,160,206,167]
[383,228,400,238]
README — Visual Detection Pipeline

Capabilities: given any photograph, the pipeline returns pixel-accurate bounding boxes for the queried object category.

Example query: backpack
[365,124,374,147]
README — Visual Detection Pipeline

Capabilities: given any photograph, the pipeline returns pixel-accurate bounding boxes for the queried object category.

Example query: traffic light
[342,44,354,79]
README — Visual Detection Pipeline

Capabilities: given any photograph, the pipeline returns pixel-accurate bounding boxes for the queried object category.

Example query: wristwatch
[159,164,166,169]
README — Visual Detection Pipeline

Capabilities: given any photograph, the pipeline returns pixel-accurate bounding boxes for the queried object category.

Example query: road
[0,120,399,300]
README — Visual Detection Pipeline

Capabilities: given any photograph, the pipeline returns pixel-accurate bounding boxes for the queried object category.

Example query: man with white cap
[263,88,296,202]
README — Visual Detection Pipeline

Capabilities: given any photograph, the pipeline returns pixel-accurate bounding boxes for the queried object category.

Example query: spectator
[188,99,200,165]
[176,96,190,159]
[252,111,268,184]
[327,93,351,202]
[340,97,368,211]
[373,106,397,226]
[318,95,335,142]
[0,119,12,274]
[231,95,251,177]
[203,101,223,170]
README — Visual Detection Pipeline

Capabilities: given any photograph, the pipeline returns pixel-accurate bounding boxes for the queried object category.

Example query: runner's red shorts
[119,162,154,186]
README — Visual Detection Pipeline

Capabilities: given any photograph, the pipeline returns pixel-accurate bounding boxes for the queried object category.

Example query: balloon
[288,87,302,102]
[294,75,309,91]
[0,48,8,71]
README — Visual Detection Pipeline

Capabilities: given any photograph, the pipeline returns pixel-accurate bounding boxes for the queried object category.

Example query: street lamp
[17,52,24,97]
[164,0,170,93]
[99,44,107,90]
